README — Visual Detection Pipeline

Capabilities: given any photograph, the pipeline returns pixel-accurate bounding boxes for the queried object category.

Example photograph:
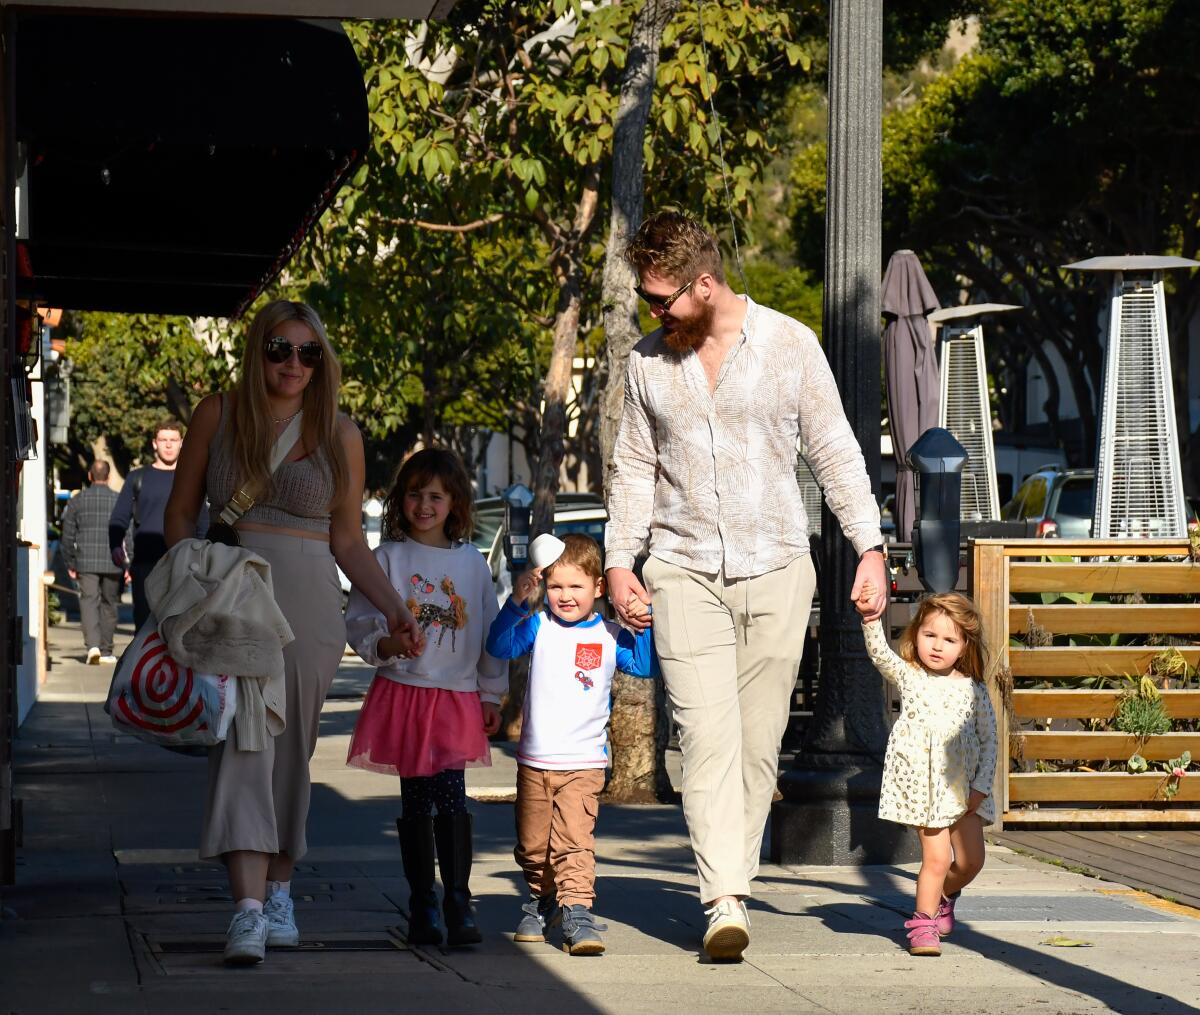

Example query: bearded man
[605,210,887,961]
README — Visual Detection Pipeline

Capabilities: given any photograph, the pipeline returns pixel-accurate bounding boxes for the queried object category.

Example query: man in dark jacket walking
[62,461,123,663]
[108,418,185,630]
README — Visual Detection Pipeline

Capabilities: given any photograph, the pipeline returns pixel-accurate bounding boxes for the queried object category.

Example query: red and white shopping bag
[106,621,238,749]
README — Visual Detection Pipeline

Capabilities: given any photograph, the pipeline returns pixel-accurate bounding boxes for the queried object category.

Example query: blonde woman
[165,299,422,965]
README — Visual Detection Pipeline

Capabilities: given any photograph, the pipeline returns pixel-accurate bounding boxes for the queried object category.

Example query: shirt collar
[544,609,603,629]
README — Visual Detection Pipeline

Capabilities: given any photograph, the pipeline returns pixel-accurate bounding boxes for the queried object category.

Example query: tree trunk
[530,163,602,539]
[599,0,680,495]
[506,169,602,739]
[598,0,679,804]
[605,671,674,802]
[500,655,529,741]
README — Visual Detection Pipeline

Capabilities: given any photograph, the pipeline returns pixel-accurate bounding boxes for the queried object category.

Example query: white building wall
[1025,340,1086,425]
[471,356,593,497]
[15,368,49,726]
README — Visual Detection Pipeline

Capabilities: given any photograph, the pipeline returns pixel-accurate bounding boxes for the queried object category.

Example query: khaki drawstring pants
[642,553,816,902]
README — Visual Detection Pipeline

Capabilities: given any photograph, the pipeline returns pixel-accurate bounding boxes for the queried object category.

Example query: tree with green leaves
[792,0,1200,456]
[57,312,233,482]
[314,2,811,531]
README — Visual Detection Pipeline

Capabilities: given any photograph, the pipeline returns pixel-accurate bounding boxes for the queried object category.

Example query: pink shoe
[935,892,959,936]
[904,913,941,956]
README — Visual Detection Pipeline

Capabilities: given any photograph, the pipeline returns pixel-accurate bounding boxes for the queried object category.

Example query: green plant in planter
[1162,751,1192,801]
[1127,753,1149,774]
[1113,688,1172,737]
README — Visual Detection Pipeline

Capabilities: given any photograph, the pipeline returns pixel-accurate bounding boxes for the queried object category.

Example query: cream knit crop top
[206,395,335,535]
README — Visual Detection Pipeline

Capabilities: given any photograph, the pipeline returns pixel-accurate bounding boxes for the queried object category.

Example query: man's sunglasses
[635,278,694,312]
[264,335,323,368]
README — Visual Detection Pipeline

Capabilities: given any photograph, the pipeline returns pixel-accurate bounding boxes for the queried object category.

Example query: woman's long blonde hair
[898,591,989,683]
[230,300,348,502]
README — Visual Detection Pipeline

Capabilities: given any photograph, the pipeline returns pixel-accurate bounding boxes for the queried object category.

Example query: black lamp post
[771,0,920,865]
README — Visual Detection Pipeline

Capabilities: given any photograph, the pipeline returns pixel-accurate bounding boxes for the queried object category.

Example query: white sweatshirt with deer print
[345,538,507,704]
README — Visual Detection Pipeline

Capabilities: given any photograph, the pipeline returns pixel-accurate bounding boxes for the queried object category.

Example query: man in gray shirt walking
[61,460,124,664]
[605,211,888,961]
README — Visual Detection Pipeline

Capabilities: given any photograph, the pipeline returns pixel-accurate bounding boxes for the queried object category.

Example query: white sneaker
[703,898,750,961]
[264,894,300,947]
[99,655,118,665]
[86,647,101,665]
[223,909,268,965]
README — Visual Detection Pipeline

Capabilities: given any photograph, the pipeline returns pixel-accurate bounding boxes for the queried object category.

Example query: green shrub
[1114,695,1172,737]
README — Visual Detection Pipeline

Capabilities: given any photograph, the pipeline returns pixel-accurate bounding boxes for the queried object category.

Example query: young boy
[486,533,655,955]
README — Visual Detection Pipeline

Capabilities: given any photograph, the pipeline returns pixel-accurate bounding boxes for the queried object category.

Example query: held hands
[623,593,650,621]
[481,700,501,736]
[965,788,988,814]
[111,546,128,570]
[607,567,652,631]
[855,579,878,617]
[850,551,888,622]
[381,602,425,660]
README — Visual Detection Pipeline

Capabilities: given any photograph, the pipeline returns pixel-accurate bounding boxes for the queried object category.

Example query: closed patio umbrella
[882,250,941,541]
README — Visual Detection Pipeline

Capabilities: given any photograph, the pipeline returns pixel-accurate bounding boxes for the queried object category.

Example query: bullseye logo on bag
[114,631,209,734]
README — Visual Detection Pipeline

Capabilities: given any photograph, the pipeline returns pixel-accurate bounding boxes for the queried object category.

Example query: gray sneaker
[264,893,300,947]
[514,894,558,943]
[223,909,268,965]
[560,904,607,956]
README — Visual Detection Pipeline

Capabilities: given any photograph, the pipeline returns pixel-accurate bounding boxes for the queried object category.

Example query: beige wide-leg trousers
[200,530,346,862]
[642,552,816,903]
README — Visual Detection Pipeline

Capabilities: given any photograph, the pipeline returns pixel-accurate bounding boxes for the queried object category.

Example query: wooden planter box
[972,538,1200,828]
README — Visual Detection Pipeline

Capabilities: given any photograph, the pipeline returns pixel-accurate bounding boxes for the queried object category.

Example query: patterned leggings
[400,768,468,817]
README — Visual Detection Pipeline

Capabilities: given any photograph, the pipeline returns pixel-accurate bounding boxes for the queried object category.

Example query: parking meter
[502,483,534,574]
[907,428,968,593]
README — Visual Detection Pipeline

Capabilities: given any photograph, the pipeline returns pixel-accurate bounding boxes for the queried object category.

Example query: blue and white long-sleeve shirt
[487,598,655,770]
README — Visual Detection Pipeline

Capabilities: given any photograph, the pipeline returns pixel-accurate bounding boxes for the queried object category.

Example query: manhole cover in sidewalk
[869,893,1178,923]
[131,928,421,977]
[149,932,408,954]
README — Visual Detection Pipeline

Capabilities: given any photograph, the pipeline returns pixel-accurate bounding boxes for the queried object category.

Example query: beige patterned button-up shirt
[605,296,882,579]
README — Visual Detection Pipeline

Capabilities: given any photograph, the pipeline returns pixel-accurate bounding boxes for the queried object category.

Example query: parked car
[1000,466,1095,538]
[879,492,896,538]
[475,494,606,606]
[335,498,389,597]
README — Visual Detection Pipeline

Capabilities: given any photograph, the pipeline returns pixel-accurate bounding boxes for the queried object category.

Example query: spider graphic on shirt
[406,574,467,649]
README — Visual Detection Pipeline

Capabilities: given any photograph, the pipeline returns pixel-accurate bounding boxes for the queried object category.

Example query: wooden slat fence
[972,538,1200,828]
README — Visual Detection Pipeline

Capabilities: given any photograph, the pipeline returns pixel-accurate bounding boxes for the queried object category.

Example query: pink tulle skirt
[347,676,492,778]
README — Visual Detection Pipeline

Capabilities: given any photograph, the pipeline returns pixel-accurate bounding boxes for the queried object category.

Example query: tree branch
[389,213,505,233]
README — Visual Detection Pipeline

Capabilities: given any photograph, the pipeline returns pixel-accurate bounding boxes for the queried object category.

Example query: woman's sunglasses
[264,335,323,368]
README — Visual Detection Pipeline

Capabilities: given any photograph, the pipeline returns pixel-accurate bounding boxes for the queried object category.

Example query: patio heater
[1065,255,1198,539]
[794,443,822,536]
[930,303,1021,522]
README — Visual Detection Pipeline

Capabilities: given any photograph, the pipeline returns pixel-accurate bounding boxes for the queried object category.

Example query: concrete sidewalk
[2,620,1199,1014]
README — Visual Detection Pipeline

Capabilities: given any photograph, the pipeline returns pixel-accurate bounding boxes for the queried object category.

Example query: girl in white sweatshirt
[345,448,506,948]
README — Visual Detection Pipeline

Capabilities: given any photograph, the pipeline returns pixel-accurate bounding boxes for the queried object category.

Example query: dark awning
[13,13,369,317]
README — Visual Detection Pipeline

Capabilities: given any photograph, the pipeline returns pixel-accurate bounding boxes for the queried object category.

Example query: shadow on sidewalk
[807,900,1193,1015]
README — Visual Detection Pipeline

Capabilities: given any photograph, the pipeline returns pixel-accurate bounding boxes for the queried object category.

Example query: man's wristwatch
[861,544,886,558]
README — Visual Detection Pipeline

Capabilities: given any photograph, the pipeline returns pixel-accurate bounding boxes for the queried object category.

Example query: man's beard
[661,299,716,353]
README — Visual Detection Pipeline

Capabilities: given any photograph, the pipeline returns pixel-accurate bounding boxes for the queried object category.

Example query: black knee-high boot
[433,812,482,946]
[397,816,443,945]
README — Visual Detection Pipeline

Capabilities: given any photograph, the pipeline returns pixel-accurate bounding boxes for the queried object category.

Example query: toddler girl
[855,585,998,958]
[345,448,506,947]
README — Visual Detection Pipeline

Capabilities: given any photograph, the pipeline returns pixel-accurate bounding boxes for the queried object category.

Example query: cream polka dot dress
[863,619,998,829]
